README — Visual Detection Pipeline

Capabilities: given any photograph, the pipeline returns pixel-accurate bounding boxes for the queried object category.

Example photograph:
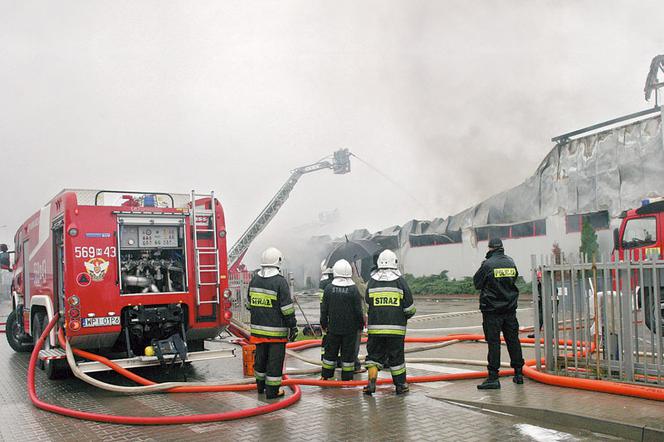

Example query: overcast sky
[1,1,663,266]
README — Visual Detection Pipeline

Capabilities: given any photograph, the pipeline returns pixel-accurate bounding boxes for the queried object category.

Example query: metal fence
[228,273,250,325]
[532,254,664,386]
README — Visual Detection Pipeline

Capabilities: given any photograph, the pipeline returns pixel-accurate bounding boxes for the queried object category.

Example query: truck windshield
[622,217,657,249]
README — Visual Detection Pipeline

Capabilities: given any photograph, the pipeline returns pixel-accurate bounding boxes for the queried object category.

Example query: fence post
[620,261,635,382]
[531,255,541,371]
[543,256,553,373]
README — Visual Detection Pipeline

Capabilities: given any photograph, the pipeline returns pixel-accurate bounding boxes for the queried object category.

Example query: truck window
[621,217,657,249]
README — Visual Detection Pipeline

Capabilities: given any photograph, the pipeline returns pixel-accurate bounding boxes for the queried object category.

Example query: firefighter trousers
[321,332,357,380]
[365,335,407,385]
[254,341,286,398]
[482,311,524,376]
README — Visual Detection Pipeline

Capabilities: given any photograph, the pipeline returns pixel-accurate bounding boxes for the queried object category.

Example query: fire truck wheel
[32,311,70,380]
[5,310,33,353]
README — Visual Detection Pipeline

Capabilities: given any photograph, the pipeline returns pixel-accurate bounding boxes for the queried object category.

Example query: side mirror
[613,228,620,251]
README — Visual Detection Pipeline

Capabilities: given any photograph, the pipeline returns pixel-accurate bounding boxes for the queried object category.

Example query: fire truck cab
[6,189,233,378]
[614,197,664,332]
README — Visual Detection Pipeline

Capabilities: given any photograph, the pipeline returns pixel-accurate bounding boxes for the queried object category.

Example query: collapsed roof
[338,109,664,249]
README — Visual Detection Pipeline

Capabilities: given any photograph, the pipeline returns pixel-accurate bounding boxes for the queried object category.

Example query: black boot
[513,368,524,385]
[256,380,265,394]
[477,373,500,390]
[363,366,378,396]
[395,383,410,395]
[265,385,285,399]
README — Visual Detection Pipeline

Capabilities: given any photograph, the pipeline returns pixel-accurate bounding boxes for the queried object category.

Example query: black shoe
[527,333,535,339]
[395,383,410,395]
[513,374,524,384]
[477,378,501,390]
[266,389,285,399]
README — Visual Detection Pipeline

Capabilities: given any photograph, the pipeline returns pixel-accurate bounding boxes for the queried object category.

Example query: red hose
[30,317,664,426]
[30,315,301,425]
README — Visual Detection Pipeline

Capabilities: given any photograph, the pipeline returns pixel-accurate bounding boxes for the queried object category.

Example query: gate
[532,254,663,386]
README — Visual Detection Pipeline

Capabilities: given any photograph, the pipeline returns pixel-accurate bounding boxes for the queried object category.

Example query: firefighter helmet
[261,247,283,268]
[333,259,353,278]
[320,259,333,275]
[377,250,398,270]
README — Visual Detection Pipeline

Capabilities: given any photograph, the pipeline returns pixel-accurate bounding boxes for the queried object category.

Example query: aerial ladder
[227,149,351,273]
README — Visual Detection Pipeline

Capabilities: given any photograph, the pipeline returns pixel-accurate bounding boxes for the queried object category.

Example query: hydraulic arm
[228,149,351,272]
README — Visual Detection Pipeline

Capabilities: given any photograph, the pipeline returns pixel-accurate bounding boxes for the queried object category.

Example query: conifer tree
[579,218,599,261]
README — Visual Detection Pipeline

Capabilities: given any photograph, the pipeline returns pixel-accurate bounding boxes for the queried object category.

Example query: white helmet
[332,259,353,278]
[261,247,283,268]
[377,249,398,270]
[320,260,333,275]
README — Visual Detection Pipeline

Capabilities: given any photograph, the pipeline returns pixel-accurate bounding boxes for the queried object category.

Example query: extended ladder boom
[228,149,351,271]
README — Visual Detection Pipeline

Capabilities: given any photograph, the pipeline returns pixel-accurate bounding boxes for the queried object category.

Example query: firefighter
[248,247,298,399]
[319,259,334,303]
[319,260,333,357]
[473,238,525,389]
[320,259,364,381]
[0,244,9,270]
[364,249,416,395]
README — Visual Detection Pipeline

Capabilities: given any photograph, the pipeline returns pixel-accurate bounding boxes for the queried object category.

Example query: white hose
[65,339,320,394]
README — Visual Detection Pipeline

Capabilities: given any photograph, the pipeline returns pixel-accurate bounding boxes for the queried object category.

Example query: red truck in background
[614,197,664,332]
[5,189,233,378]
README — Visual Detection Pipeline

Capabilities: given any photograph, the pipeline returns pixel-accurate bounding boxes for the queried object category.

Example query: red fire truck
[614,197,664,332]
[5,189,233,378]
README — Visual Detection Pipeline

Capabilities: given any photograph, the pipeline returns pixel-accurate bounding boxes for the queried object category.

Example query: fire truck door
[52,225,64,313]
[22,240,30,301]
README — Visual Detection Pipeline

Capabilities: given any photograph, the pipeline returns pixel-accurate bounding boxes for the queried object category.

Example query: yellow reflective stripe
[493,268,516,278]
[367,329,406,335]
[369,291,404,298]
[318,289,324,303]
[251,328,288,337]
[250,291,277,307]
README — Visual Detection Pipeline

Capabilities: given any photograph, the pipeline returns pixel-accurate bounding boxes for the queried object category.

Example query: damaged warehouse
[304,106,664,283]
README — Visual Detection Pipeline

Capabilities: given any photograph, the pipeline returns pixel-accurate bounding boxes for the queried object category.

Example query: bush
[403,271,532,295]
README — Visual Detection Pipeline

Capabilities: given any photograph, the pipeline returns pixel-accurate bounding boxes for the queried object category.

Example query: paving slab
[0,297,651,441]
[427,376,664,441]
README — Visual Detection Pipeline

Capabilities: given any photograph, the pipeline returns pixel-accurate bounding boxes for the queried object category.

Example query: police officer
[473,238,524,389]
[364,250,416,395]
[248,247,298,399]
[320,260,364,381]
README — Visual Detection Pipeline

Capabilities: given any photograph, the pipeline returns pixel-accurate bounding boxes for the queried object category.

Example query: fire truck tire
[5,310,33,353]
[32,312,69,380]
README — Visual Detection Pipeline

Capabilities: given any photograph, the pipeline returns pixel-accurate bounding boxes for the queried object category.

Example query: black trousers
[322,332,357,380]
[537,282,543,330]
[353,331,362,370]
[254,341,286,397]
[482,311,524,376]
[365,335,406,385]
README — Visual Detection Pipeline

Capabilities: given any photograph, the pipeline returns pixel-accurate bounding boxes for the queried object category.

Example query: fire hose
[28,314,664,426]
[30,314,301,424]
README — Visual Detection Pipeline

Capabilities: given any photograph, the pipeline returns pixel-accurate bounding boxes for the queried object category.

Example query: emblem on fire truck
[84,257,110,282]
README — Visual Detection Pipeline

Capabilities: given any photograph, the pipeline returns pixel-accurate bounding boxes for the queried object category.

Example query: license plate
[82,316,120,327]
